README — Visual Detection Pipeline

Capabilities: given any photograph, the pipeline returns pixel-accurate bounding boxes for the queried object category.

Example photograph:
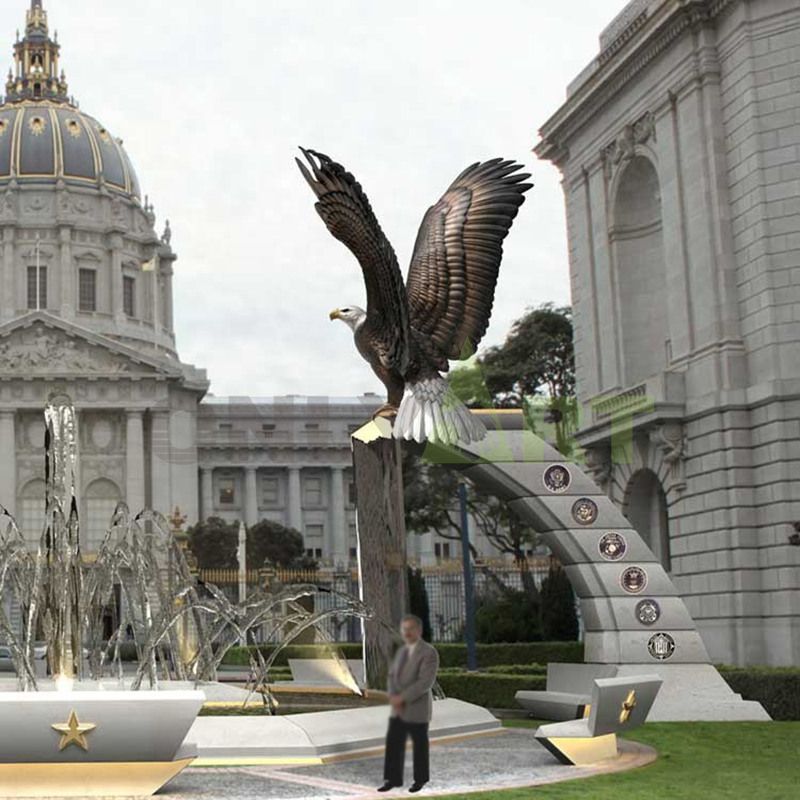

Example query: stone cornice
[536,0,738,165]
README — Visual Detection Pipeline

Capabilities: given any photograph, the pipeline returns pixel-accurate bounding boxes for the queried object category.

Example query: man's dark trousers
[383,716,430,785]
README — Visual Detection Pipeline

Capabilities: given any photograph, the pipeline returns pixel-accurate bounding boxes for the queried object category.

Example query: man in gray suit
[378,614,440,793]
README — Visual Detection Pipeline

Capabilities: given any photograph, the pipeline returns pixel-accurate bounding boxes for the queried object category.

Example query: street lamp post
[458,480,478,671]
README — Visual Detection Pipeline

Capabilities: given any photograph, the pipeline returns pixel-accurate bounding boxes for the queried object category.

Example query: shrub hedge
[437,670,546,708]
[438,665,800,720]
[221,641,584,668]
[718,666,800,721]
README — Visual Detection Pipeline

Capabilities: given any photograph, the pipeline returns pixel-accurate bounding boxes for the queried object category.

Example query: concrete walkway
[162,729,656,799]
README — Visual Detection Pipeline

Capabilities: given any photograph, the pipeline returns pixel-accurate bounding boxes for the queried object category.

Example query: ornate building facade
[537,0,800,665]
[0,3,506,573]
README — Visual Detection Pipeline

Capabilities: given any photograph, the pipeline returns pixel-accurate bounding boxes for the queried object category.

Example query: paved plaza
[162,729,655,799]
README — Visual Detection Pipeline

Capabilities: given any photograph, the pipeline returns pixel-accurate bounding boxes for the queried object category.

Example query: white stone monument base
[191,698,501,764]
[614,664,770,721]
[0,690,205,797]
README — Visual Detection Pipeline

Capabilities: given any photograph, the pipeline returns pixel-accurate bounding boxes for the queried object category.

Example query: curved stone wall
[427,427,709,667]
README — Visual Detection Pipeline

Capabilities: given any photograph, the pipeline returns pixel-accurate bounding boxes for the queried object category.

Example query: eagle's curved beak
[329,309,341,321]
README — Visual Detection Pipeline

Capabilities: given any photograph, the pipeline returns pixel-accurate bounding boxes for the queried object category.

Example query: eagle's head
[329,306,366,331]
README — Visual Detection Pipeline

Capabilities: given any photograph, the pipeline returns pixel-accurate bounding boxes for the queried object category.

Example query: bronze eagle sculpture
[297,149,531,445]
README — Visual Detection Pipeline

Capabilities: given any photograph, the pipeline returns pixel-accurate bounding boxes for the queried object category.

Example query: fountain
[0,394,372,796]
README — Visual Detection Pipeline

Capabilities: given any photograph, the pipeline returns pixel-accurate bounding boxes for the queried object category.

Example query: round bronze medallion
[598,532,627,561]
[543,464,571,494]
[647,632,676,661]
[620,566,647,594]
[571,498,598,525]
[635,598,661,626]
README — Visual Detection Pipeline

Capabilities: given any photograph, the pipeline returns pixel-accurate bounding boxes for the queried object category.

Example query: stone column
[149,409,171,515]
[2,228,15,322]
[125,410,145,514]
[109,233,124,323]
[59,226,73,320]
[287,467,302,532]
[329,466,348,568]
[0,411,16,517]
[244,466,258,527]
[200,467,214,521]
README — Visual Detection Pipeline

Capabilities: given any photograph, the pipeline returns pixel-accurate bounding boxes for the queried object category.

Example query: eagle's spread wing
[405,159,531,370]
[296,148,409,372]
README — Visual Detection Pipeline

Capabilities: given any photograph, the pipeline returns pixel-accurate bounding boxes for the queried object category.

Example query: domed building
[0,2,385,572]
[0,0,208,549]
[0,4,500,621]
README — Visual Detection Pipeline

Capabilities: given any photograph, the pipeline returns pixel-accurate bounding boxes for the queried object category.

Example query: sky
[9,0,627,398]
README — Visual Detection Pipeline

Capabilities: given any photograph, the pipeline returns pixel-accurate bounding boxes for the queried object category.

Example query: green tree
[480,303,576,455]
[539,562,579,641]
[246,519,306,569]
[404,453,539,595]
[407,567,433,641]
[187,516,239,569]
[448,361,492,408]
[475,588,541,643]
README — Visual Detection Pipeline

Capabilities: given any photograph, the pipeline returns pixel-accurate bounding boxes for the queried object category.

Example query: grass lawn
[444,720,800,800]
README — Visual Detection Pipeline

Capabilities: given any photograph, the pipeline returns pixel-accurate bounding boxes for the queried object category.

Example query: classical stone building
[0,2,509,574]
[537,0,800,665]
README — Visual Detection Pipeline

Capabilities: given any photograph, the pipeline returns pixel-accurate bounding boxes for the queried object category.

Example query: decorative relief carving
[543,464,571,494]
[572,497,599,526]
[0,325,140,374]
[647,631,675,660]
[650,421,687,494]
[1,190,15,216]
[602,111,656,175]
[584,446,612,492]
[24,194,49,214]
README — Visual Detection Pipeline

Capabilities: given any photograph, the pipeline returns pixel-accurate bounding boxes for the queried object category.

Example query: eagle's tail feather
[394,377,486,445]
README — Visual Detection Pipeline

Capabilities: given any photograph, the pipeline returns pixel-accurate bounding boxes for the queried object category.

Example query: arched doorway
[625,468,671,571]
[612,156,668,385]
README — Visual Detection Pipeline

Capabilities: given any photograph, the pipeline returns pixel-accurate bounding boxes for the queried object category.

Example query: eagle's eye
[341,308,350,313]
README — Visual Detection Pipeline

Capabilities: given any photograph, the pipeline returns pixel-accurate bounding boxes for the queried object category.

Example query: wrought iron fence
[197,558,551,644]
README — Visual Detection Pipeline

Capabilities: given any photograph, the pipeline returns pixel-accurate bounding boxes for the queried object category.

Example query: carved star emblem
[51,710,96,752]
[618,690,637,724]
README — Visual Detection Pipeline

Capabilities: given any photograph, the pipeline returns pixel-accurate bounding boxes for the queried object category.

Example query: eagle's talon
[372,404,398,420]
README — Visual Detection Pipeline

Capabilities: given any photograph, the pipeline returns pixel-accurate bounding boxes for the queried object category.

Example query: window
[305,423,319,430]
[218,422,232,431]
[261,476,280,506]
[349,547,358,560]
[305,523,324,540]
[348,481,357,506]
[434,542,451,562]
[78,268,96,312]
[123,276,135,317]
[304,523,324,561]
[26,266,46,310]
[218,477,236,505]
[303,476,323,506]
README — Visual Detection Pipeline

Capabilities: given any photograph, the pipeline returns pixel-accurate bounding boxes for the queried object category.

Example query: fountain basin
[0,689,204,797]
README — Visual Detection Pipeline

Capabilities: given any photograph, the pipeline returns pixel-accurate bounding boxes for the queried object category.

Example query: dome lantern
[5,2,68,105]
[0,1,141,200]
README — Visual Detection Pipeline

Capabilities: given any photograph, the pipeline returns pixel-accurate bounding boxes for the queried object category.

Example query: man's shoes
[377,782,400,792]
[408,782,427,793]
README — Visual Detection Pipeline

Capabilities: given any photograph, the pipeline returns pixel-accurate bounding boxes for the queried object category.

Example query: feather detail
[394,377,486,445]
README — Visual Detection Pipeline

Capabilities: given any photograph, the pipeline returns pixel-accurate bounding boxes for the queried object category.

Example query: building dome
[0,101,141,199]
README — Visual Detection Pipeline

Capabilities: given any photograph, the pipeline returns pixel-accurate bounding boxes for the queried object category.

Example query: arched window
[611,156,668,386]
[625,468,671,571]
[18,478,45,546]
[83,478,121,552]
